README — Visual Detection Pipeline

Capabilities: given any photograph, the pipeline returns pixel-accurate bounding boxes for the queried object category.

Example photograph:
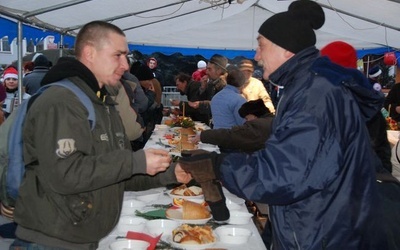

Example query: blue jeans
[9,238,67,250]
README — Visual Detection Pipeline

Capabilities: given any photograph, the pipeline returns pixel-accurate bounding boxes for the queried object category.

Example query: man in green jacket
[11,21,191,249]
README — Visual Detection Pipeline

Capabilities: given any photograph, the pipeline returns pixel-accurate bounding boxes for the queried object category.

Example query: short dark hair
[174,72,191,83]
[75,20,125,58]
[226,68,246,88]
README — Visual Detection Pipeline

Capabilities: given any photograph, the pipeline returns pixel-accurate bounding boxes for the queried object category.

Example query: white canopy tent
[0,0,399,51]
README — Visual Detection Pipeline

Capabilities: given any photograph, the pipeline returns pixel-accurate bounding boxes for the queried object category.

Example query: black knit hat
[130,61,154,81]
[33,55,50,68]
[239,99,270,118]
[258,0,325,53]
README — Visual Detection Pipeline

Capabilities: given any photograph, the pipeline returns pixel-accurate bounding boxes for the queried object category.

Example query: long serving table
[97,123,268,250]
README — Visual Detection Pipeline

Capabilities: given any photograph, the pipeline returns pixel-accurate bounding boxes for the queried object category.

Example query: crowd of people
[0,0,398,249]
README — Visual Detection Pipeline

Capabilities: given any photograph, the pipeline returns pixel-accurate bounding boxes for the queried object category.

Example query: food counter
[97,187,267,250]
[97,121,268,250]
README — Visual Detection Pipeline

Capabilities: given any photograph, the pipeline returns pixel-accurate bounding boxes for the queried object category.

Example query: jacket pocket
[65,193,94,225]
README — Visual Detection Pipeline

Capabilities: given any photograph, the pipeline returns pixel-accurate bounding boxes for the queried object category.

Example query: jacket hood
[41,57,106,96]
[312,57,384,121]
[270,47,383,122]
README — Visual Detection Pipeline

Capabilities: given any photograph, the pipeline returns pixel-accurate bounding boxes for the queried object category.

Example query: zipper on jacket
[269,80,284,117]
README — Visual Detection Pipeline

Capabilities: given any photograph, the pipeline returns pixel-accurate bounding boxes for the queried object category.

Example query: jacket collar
[269,46,319,89]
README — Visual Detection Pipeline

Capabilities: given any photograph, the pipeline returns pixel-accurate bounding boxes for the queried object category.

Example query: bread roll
[182,200,210,220]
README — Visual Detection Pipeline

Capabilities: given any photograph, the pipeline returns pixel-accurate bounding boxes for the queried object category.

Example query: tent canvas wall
[0,0,399,52]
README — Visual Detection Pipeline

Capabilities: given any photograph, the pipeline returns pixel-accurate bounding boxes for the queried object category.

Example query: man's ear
[81,44,95,63]
[283,49,295,60]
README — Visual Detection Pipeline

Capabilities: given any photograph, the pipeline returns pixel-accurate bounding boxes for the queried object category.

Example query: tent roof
[0,0,399,55]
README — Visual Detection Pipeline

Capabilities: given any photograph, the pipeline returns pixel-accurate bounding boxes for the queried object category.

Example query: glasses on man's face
[5,78,17,81]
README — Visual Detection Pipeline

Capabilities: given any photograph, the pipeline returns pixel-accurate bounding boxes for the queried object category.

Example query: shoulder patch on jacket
[56,139,77,158]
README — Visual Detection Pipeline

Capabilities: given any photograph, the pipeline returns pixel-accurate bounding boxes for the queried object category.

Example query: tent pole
[60,34,64,58]
[17,21,23,105]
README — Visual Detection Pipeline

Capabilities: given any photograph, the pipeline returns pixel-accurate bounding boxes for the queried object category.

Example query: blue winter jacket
[211,84,246,129]
[219,47,386,249]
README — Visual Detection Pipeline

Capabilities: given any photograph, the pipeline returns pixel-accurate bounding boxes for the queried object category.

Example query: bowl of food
[120,199,146,215]
[228,210,253,225]
[145,219,180,238]
[109,239,150,250]
[215,226,252,244]
[116,216,147,234]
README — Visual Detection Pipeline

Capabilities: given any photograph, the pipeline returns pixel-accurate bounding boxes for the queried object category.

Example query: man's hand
[144,148,171,175]
[170,99,180,106]
[396,106,400,114]
[188,101,200,109]
[175,163,193,184]
[148,82,155,92]
[200,75,209,90]
[188,134,200,144]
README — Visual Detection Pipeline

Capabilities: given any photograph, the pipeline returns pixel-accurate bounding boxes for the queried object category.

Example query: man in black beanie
[23,55,50,95]
[181,0,387,249]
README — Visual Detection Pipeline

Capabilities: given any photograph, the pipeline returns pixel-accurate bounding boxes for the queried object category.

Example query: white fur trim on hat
[369,69,382,78]
[3,72,18,80]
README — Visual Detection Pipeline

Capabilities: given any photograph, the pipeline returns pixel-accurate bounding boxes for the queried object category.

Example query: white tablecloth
[98,124,267,250]
[97,187,267,250]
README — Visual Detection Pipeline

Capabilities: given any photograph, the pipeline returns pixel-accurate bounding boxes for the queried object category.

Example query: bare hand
[144,148,171,175]
[188,101,200,109]
[148,82,155,92]
[200,75,209,89]
[170,99,180,106]
[175,163,193,184]
[396,106,400,114]
[188,134,200,144]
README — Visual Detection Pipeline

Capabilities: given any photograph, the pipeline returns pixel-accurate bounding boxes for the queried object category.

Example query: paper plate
[167,189,204,201]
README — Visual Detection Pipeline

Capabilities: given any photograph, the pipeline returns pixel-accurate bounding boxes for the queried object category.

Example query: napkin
[135,209,166,220]
[126,231,162,250]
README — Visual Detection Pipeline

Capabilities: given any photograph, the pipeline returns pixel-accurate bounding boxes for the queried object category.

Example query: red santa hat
[3,67,18,80]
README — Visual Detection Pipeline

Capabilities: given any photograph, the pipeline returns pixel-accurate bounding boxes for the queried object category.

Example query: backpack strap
[40,79,96,130]
[6,98,30,200]
[6,79,96,200]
